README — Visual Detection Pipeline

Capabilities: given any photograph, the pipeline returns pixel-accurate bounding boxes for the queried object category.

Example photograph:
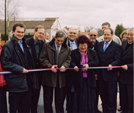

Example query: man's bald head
[89,29,98,43]
[44,32,49,40]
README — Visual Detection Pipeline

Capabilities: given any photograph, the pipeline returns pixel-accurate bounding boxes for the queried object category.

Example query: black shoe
[118,107,122,111]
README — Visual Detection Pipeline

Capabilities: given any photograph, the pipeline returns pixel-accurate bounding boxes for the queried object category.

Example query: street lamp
[5,0,6,43]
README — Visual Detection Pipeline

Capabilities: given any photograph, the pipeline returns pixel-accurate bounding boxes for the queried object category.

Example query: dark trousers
[66,87,77,113]
[99,79,117,113]
[30,76,42,113]
[43,85,66,113]
[95,80,100,107]
[118,81,122,107]
[120,82,133,113]
[9,91,31,113]
[0,86,7,113]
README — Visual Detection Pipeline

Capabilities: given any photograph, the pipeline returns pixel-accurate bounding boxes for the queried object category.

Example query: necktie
[103,42,108,52]
[56,46,59,65]
[57,46,59,58]
[92,44,94,49]
[70,42,74,51]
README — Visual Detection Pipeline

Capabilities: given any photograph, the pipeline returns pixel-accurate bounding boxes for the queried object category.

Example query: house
[0,18,61,41]
[78,32,89,38]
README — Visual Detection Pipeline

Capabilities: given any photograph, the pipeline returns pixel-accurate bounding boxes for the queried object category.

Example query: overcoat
[39,38,71,88]
[70,48,99,92]
[26,37,45,89]
[1,36,34,92]
[120,40,133,84]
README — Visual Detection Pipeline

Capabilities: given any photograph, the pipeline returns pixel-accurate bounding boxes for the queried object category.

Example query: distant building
[0,18,61,41]
[62,26,70,36]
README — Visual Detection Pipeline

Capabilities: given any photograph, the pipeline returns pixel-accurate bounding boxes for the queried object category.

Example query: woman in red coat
[0,37,7,113]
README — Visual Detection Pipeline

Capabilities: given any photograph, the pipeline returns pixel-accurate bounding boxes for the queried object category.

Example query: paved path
[37,86,121,113]
[6,86,120,113]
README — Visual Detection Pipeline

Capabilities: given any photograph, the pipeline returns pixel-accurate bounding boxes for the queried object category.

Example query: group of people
[0,22,133,113]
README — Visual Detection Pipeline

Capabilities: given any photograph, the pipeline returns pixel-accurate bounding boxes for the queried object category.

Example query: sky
[1,0,134,31]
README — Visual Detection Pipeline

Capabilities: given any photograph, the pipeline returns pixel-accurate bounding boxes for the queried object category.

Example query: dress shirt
[18,40,24,52]
[103,40,112,50]
[54,42,62,52]
[69,40,77,51]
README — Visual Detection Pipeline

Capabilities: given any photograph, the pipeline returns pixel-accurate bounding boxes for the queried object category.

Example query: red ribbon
[0,66,122,75]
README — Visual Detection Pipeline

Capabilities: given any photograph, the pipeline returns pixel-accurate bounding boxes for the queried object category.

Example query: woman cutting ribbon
[67,35,99,113]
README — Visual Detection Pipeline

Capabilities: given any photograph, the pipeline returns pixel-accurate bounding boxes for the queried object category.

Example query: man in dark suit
[26,25,45,113]
[64,28,78,112]
[88,29,102,113]
[97,22,121,45]
[88,29,99,50]
[119,28,134,113]
[96,27,121,113]
[64,28,78,50]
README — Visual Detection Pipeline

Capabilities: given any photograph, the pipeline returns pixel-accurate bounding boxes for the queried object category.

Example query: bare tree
[84,26,90,32]
[0,0,20,40]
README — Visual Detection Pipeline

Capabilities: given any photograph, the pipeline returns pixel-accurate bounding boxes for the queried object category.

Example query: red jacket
[0,45,6,86]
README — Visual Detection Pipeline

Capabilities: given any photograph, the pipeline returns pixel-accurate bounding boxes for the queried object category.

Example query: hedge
[1,34,34,41]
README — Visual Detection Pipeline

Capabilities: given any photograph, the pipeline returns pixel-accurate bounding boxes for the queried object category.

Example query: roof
[78,32,89,38]
[0,18,56,34]
[78,32,89,36]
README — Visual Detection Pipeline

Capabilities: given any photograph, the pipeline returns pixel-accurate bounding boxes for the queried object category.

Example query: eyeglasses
[90,34,96,37]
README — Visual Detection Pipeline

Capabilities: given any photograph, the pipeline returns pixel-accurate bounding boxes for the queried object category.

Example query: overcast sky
[1,0,134,31]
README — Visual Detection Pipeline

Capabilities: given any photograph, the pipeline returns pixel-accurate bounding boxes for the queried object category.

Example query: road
[6,86,120,113]
[37,86,121,113]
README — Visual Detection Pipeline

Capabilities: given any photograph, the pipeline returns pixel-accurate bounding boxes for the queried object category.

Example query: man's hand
[83,64,89,71]
[22,68,28,73]
[107,64,112,70]
[74,66,79,71]
[51,65,58,73]
[59,65,66,72]
[121,65,128,70]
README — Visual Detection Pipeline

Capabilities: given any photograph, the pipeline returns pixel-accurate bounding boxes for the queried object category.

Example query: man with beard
[88,29,101,113]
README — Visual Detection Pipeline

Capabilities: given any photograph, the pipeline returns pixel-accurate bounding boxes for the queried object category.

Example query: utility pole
[5,0,6,43]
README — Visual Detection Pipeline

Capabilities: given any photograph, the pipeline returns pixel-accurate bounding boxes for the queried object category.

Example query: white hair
[69,27,78,32]
[127,28,134,34]
[89,29,98,34]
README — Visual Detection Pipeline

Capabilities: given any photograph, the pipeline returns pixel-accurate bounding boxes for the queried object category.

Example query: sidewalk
[98,93,120,113]
[38,87,121,113]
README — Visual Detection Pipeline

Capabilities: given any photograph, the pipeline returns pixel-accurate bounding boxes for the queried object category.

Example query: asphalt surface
[6,86,121,113]
[37,86,121,113]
